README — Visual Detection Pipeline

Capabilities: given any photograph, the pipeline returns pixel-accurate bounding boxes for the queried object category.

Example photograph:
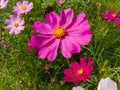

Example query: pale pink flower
[5,14,25,34]
[0,0,8,9]
[58,0,65,4]
[72,86,85,90]
[13,1,33,14]
[97,77,118,90]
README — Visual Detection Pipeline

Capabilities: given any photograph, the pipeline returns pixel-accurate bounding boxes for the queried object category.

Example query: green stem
[66,58,77,86]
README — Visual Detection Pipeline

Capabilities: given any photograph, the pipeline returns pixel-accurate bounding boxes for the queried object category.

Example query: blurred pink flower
[72,86,84,90]
[101,9,120,21]
[63,57,94,83]
[5,14,25,34]
[28,8,92,62]
[58,0,65,4]
[97,77,118,90]
[13,1,33,14]
[0,0,8,9]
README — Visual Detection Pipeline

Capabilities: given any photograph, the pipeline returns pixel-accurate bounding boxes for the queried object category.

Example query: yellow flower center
[53,27,66,38]
[14,22,18,27]
[77,69,84,75]
[112,13,117,18]
[21,6,27,10]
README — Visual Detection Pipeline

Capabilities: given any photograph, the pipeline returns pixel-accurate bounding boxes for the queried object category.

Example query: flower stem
[66,58,77,86]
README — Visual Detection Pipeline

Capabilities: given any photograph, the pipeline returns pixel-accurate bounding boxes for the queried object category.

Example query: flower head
[72,86,84,90]
[97,77,118,90]
[63,57,94,83]
[0,0,8,9]
[101,9,120,21]
[5,14,25,34]
[13,1,33,14]
[28,8,92,61]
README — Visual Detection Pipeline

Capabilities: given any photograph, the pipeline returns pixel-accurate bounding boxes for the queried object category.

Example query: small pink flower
[58,0,65,4]
[72,86,85,90]
[13,1,33,14]
[101,9,120,21]
[97,77,118,90]
[28,8,92,62]
[5,14,25,34]
[63,57,94,83]
[0,0,8,9]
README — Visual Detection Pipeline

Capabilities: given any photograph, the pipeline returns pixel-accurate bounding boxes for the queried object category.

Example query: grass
[0,0,120,90]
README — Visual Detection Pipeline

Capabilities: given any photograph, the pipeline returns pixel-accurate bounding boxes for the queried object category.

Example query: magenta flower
[101,9,120,21]
[97,77,118,90]
[0,0,8,9]
[28,8,92,61]
[13,1,33,14]
[5,14,25,34]
[63,57,94,83]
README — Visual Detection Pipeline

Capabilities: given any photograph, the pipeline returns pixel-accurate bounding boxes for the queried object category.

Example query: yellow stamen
[21,6,27,10]
[77,69,84,75]
[53,27,66,38]
[112,13,117,18]
[14,22,18,27]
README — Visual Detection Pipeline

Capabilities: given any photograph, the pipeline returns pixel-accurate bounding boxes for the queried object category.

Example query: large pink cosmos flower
[0,0,8,9]
[5,14,25,34]
[13,1,33,14]
[63,57,93,83]
[28,8,92,61]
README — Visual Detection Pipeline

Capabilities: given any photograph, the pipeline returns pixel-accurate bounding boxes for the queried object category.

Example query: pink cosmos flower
[5,14,25,34]
[28,8,92,62]
[63,57,93,83]
[101,9,120,21]
[97,77,118,90]
[72,86,84,90]
[13,1,33,14]
[0,0,8,9]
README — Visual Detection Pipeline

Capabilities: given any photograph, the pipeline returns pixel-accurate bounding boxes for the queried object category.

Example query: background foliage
[0,0,120,90]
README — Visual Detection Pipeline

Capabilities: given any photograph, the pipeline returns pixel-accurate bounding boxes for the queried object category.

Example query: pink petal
[16,1,22,6]
[37,39,60,61]
[60,36,81,58]
[15,29,20,34]
[9,30,15,34]
[23,1,28,5]
[28,34,54,51]
[66,12,86,29]
[80,58,87,67]
[60,8,73,28]
[97,77,118,90]
[109,9,114,14]
[70,61,80,70]
[10,14,16,21]
[87,59,93,68]
[5,20,11,24]
[46,12,59,29]
[63,68,71,75]
[32,20,52,34]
